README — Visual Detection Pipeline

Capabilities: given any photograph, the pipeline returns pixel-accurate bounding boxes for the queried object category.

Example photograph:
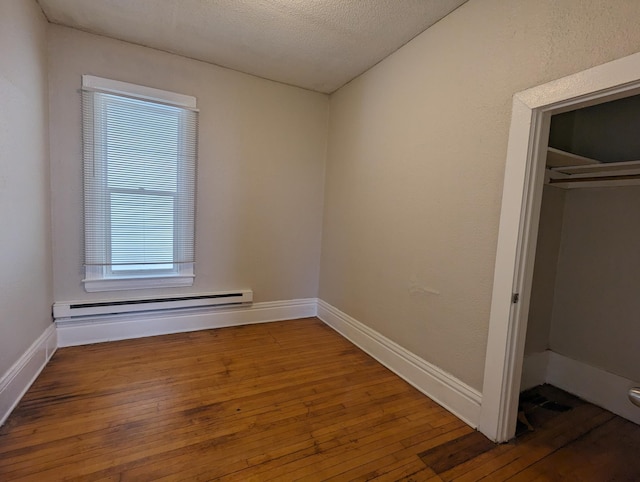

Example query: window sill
[83,275,194,292]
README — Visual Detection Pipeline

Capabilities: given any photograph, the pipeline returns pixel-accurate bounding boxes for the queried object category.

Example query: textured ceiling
[37,0,467,93]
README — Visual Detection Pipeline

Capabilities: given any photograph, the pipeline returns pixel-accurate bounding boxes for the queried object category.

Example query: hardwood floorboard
[89,393,433,480]
[508,415,640,481]
[361,455,432,481]
[2,369,398,452]
[1,318,638,481]
[439,405,612,481]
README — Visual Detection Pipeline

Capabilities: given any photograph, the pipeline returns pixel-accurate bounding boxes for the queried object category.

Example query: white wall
[48,26,328,304]
[320,0,640,390]
[550,186,640,382]
[0,1,53,376]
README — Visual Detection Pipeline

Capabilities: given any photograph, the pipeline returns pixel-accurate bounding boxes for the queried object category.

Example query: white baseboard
[521,350,550,391]
[0,324,57,426]
[57,298,318,347]
[316,300,482,428]
[546,351,640,425]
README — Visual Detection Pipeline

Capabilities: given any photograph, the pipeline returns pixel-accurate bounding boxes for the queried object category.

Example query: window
[81,76,197,292]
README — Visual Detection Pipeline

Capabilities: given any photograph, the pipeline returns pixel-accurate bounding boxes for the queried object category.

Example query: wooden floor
[1,318,639,481]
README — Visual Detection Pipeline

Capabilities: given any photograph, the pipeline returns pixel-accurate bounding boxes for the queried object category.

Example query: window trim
[82,75,197,109]
[83,273,195,293]
[81,76,197,292]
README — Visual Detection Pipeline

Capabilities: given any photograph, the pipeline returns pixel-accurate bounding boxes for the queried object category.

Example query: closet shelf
[546,148,640,189]
[546,147,600,169]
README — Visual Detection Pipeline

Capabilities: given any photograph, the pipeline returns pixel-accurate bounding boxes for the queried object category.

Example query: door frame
[478,51,640,442]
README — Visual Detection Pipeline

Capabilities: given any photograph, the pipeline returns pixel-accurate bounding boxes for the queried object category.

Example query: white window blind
[81,76,197,292]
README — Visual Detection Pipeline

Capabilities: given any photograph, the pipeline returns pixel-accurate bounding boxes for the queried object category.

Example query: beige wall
[48,26,328,304]
[320,0,640,390]
[525,186,566,355]
[0,1,53,375]
[550,186,640,381]
[5,0,640,397]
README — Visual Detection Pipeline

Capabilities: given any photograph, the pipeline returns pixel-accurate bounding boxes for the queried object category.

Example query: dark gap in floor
[418,431,496,474]
[516,384,583,438]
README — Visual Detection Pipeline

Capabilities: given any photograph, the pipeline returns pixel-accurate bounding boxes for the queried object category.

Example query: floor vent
[53,290,253,320]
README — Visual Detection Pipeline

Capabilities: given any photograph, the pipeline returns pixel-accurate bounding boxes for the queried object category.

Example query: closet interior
[521,93,640,426]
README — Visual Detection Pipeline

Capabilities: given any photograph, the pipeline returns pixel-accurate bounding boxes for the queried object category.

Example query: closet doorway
[479,52,640,443]
[520,94,640,431]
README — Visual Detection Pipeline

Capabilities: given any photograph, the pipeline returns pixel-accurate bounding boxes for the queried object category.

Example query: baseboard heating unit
[53,290,253,321]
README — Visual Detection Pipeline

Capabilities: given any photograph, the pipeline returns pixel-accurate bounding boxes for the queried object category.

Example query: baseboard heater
[53,290,253,320]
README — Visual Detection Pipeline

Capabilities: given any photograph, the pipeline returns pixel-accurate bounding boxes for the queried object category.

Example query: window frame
[81,75,197,292]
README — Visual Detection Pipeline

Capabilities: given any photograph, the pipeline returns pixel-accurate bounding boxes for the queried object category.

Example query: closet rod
[549,173,640,185]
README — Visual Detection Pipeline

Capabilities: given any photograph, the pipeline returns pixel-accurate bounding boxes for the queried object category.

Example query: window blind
[82,82,197,279]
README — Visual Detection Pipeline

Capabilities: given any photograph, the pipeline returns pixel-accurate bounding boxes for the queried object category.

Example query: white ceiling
[37,0,467,93]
